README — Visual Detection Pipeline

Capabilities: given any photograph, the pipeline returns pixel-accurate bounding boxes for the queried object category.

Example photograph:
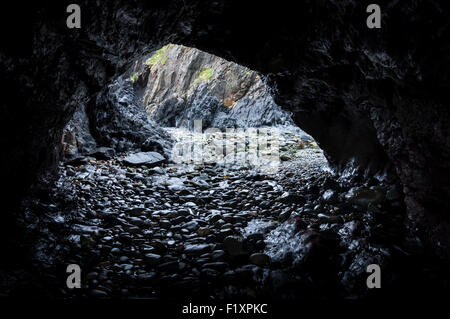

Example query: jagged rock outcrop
[91,77,173,156]
[59,78,173,159]
[131,44,293,129]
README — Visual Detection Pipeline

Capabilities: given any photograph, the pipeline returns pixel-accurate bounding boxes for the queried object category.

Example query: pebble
[250,253,270,266]
[184,244,211,256]
[144,253,162,265]
[21,132,403,300]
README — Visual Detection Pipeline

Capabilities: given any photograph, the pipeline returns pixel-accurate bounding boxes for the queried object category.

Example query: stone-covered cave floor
[2,133,449,300]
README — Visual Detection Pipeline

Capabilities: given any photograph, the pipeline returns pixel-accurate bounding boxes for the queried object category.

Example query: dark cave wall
[0,0,180,206]
[1,0,449,253]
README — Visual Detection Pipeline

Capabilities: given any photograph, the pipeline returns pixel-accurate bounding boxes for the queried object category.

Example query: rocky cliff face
[131,44,293,129]
[1,0,449,256]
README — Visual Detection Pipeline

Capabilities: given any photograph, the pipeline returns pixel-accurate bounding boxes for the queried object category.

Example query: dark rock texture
[178,0,450,255]
[0,0,449,255]
[92,77,173,155]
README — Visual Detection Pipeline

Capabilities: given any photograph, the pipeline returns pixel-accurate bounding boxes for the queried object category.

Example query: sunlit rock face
[131,44,293,130]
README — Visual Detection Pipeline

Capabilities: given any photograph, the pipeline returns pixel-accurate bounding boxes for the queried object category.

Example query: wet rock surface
[1,0,450,300]
[4,130,447,300]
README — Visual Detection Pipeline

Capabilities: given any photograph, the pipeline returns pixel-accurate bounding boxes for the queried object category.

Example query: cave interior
[0,0,449,303]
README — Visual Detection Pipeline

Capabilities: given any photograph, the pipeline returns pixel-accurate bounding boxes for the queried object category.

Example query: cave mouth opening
[127,43,329,175]
[10,43,412,301]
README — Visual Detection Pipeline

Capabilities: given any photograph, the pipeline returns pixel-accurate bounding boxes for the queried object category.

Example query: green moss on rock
[145,44,173,69]
[130,73,139,83]
[193,67,213,85]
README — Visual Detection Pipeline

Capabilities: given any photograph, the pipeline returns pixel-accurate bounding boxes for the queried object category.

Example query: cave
[1,0,450,309]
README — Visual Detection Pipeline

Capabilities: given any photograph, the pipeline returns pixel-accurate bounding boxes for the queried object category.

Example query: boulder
[345,187,385,208]
[141,138,164,153]
[123,152,165,167]
[65,156,89,167]
[89,147,115,160]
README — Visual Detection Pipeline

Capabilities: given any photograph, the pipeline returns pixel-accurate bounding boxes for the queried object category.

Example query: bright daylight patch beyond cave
[130,44,322,171]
